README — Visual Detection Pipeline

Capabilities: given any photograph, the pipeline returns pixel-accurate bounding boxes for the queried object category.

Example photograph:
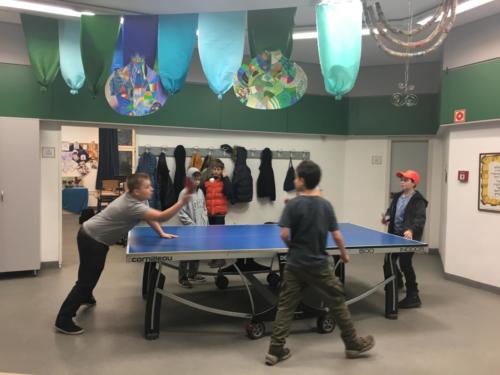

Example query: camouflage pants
[270,262,357,347]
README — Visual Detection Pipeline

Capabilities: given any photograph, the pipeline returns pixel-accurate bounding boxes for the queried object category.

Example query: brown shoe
[345,335,375,358]
[265,345,291,366]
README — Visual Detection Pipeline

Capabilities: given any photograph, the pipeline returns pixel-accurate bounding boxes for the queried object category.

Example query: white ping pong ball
[209,178,215,183]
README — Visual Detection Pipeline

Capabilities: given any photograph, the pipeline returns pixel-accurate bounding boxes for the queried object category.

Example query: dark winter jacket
[231,147,253,203]
[257,148,276,201]
[173,145,186,199]
[386,190,428,241]
[136,151,159,208]
[157,152,176,210]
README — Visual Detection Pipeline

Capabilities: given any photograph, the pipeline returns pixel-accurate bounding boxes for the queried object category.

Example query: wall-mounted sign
[454,109,466,123]
[479,153,500,213]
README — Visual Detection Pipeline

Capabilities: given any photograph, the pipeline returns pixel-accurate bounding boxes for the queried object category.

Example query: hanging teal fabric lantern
[158,14,198,95]
[58,20,85,94]
[198,11,246,99]
[316,0,362,100]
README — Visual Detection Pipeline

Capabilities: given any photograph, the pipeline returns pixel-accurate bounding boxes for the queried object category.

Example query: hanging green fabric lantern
[80,15,120,98]
[247,7,296,59]
[316,0,362,100]
[20,14,59,91]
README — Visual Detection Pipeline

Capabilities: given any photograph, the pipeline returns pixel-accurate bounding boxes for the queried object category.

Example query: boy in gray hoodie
[178,167,208,288]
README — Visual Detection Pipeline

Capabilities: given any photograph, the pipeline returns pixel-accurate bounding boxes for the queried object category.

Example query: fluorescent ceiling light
[418,0,493,25]
[0,0,94,17]
[293,28,371,40]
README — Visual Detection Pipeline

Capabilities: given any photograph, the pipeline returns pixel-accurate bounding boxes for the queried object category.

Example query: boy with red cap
[382,170,427,309]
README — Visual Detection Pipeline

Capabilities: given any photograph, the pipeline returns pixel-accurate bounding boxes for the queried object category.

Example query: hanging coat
[173,145,187,199]
[232,147,253,203]
[257,147,276,201]
[283,157,295,192]
[190,150,203,170]
[200,153,215,186]
[157,152,176,210]
[136,151,159,208]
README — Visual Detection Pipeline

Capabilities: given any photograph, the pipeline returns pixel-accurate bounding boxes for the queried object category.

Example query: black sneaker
[55,319,84,335]
[265,345,291,366]
[179,279,193,288]
[398,295,422,309]
[188,275,206,283]
[82,295,96,307]
[345,335,375,358]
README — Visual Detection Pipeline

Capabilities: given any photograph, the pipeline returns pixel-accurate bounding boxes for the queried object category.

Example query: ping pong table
[126,223,427,340]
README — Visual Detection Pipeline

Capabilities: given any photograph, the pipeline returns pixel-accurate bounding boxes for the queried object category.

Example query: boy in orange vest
[203,159,232,225]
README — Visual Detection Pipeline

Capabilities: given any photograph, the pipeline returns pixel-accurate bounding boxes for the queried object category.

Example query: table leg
[383,253,398,319]
[145,262,165,340]
[142,262,154,299]
[333,255,345,284]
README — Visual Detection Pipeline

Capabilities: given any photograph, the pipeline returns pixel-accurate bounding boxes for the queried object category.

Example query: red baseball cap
[396,170,420,186]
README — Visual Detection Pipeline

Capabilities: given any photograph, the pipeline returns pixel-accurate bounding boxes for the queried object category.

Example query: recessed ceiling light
[0,0,94,17]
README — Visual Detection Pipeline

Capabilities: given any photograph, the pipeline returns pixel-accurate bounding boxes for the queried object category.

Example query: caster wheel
[266,272,280,288]
[215,275,229,290]
[317,316,336,334]
[245,321,265,340]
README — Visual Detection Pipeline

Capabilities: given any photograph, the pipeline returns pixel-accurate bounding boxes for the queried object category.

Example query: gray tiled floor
[1,213,499,375]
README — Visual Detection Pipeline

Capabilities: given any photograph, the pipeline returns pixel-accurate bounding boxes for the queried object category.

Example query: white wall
[136,126,346,225]
[442,123,500,287]
[426,138,445,250]
[61,125,99,207]
[0,22,29,65]
[342,138,390,231]
[40,122,62,263]
[443,12,500,70]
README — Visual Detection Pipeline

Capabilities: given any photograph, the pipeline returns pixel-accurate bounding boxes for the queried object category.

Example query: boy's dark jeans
[178,261,200,281]
[56,228,109,322]
[393,252,418,295]
[208,215,225,225]
[270,262,357,347]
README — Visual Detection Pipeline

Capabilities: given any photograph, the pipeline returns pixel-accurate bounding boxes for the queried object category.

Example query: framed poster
[478,153,500,213]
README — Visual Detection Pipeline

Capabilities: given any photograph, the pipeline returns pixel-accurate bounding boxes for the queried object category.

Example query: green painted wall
[349,94,439,135]
[440,58,500,124]
[0,63,438,135]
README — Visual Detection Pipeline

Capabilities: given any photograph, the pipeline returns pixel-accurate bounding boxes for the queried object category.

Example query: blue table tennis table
[127,223,427,340]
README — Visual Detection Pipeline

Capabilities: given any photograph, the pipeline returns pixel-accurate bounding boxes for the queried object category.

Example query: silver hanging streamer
[362,0,457,58]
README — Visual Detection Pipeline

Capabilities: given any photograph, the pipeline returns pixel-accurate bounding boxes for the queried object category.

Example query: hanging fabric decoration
[58,19,85,94]
[81,15,120,98]
[198,11,246,99]
[105,56,167,116]
[233,50,307,110]
[316,0,362,100]
[247,7,296,59]
[20,14,59,91]
[123,15,158,68]
[110,27,124,73]
[157,14,198,95]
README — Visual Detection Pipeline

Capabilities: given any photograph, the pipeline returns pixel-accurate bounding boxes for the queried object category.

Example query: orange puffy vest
[204,178,228,216]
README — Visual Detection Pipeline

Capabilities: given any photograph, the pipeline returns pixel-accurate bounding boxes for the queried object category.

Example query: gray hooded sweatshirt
[178,167,209,226]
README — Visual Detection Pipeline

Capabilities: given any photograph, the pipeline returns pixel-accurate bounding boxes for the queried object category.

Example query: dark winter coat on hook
[231,147,253,203]
[157,152,176,210]
[136,151,159,208]
[173,145,186,199]
[257,148,276,201]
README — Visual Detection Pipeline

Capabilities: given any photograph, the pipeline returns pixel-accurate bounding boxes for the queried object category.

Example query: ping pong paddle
[184,176,194,194]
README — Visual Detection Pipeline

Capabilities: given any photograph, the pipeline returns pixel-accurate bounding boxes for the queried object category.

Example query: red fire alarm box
[454,109,466,123]
[458,170,469,182]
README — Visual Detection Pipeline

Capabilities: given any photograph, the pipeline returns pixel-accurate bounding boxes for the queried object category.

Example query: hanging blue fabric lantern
[157,14,198,95]
[316,0,362,100]
[198,11,246,99]
[110,26,123,73]
[58,19,85,94]
[122,15,158,68]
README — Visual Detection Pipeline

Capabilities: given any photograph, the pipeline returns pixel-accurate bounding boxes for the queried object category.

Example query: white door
[390,141,428,197]
[389,140,429,242]
[0,117,41,272]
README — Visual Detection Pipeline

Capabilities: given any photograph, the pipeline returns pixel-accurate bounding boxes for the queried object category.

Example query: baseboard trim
[444,272,500,295]
[41,261,60,269]
[428,248,439,255]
